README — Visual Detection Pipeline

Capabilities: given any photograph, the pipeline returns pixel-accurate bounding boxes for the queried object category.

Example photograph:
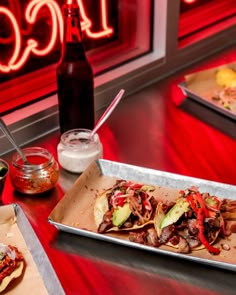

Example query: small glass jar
[10,147,59,194]
[57,129,103,173]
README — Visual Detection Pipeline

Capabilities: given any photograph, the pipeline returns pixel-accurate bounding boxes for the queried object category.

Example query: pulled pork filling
[98,195,157,233]
[0,245,24,283]
[97,185,236,255]
[128,201,221,254]
[128,215,220,254]
[97,179,157,233]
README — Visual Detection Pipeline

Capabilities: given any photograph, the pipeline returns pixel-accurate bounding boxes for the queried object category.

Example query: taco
[94,179,157,233]
[0,243,24,292]
[129,187,227,254]
[153,187,223,254]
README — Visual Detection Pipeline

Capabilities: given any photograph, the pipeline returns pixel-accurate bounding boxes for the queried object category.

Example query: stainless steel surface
[52,230,236,295]
[14,204,65,295]
[0,117,29,164]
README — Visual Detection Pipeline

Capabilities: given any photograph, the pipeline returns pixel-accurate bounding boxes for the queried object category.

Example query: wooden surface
[1,46,236,295]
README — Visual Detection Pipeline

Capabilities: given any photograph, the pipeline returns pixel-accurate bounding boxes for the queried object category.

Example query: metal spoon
[0,117,29,165]
[90,89,125,138]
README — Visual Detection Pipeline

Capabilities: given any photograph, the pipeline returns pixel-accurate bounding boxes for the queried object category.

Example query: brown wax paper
[49,161,236,268]
[0,205,48,295]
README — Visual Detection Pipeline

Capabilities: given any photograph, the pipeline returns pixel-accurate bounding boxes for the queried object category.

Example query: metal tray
[178,81,236,121]
[48,159,236,272]
[6,204,65,295]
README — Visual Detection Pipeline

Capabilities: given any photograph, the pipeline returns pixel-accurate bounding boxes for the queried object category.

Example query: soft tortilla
[94,191,109,228]
[94,190,154,232]
[154,201,220,252]
[0,260,24,292]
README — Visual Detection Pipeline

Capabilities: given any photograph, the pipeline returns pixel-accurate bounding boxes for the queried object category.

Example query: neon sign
[0,0,114,73]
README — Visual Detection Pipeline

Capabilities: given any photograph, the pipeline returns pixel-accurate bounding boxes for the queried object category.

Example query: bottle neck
[61,4,86,60]
[64,15,82,43]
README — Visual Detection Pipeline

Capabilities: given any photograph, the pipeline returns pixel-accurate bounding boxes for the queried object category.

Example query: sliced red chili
[197,208,220,255]
[186,194,198,214]
[195,192,209,217]
[130,183,143,190]
[142,199,152,211]
[117,197,126,207]
[123,181,143,190]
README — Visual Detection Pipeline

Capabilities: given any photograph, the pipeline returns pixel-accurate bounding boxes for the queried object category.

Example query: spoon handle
[90,89,125,138]
[0,117,28,163]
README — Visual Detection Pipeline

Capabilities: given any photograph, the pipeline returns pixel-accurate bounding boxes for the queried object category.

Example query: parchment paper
[185,62,236,107]
[0,205,48,295]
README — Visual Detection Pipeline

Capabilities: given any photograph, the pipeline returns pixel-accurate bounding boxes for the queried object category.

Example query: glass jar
[57,129,103,173]
[10,147,59,194]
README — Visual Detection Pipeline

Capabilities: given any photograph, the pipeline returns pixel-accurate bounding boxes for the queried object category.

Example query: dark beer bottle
[56,1,95,133]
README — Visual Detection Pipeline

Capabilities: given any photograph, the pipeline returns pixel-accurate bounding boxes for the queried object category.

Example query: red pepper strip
[195,192,209,218]
[197,208,220,255]
[124,181,143,190]
[117,197,126,207]
[186,194,198,214]
[143,199,152,211]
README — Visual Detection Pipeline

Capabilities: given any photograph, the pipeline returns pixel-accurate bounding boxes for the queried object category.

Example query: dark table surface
[1,47,236,295]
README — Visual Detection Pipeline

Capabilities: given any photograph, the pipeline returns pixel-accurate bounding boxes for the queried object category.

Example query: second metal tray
[2,204,65,295]
[178,81,236,120]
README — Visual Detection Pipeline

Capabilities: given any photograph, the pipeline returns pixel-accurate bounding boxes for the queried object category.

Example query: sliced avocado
[160,199,189,229]
[205,197,216,207]
[154,202,166,237]
[112,203,131,227]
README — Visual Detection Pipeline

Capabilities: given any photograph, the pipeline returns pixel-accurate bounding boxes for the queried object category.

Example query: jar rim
[60,128,98,148]
[12,147,54,171]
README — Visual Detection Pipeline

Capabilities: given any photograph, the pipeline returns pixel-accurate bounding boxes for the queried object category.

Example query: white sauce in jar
[57,129,103,173]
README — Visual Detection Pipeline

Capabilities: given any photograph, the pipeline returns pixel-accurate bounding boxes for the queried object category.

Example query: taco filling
[0,243,24,292]
[94,179,157,233]
[129,187,235,255]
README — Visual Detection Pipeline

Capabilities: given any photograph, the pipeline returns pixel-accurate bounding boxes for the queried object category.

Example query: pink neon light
[26,0,59,55]
[85,0,114,38]
[0,7,21,73]
[183,0,197,3]
[0,0,114,73]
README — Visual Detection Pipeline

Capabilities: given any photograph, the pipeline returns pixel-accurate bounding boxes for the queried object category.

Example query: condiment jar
[10,147,59,194]
[57,129,103,173]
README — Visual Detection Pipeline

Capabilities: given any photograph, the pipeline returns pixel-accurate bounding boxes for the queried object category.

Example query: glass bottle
[56,0,95,133]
